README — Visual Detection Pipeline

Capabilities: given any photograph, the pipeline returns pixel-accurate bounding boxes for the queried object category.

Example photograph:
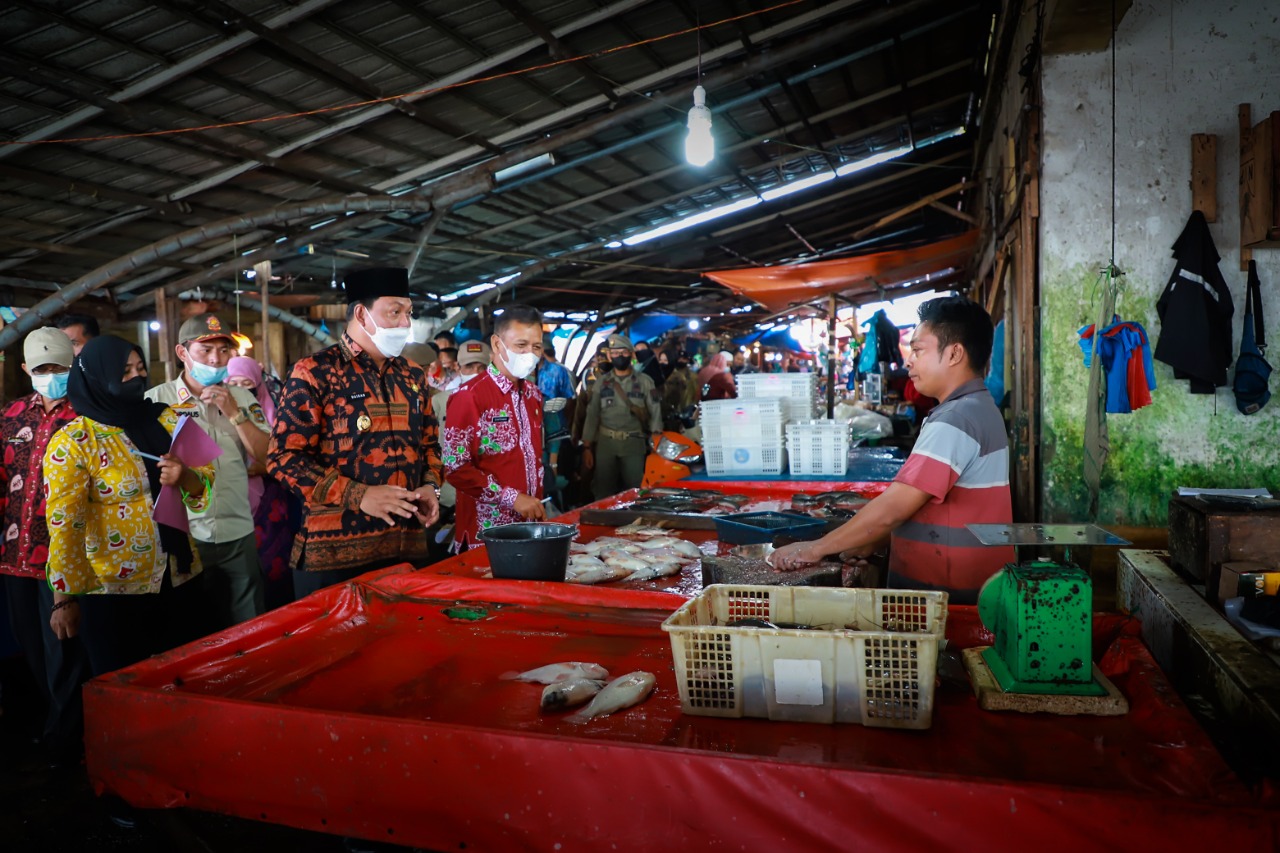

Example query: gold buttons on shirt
[356,414,372,432]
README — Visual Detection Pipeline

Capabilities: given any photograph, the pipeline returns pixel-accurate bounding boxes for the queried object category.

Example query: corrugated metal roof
[0,0,1001,328]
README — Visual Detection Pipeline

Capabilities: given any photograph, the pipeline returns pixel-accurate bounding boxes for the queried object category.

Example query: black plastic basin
[478,522,577,581]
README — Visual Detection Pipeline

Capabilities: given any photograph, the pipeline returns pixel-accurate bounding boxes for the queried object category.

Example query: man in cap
[268,267,442,597]
[431,340,491,532]
[443,305,546,551]
[582,334,663,499]
[146,313,269,628]
[0,327,89,767]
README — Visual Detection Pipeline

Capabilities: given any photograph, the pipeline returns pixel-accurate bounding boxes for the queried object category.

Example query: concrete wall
[1039,0,1280,525]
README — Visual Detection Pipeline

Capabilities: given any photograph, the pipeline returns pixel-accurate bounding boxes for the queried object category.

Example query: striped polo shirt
[890,378,1015,593]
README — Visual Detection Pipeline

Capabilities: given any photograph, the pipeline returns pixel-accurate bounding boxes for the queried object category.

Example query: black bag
[1234,261,1272,415]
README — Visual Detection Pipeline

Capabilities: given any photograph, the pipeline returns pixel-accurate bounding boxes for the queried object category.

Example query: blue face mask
[31,372,69,400]
[188,361,228,386]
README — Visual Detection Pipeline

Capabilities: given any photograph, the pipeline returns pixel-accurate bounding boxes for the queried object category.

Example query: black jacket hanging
[1154,210,1235,393]
[1233,261,1272,414]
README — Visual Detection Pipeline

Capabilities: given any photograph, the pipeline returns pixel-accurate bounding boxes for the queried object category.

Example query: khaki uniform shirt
[583,370,662,443]
[146,376,269,544]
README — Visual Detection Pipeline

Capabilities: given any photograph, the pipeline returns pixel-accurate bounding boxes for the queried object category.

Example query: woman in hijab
[697,350,736,401]
[226,356,296,609]
[44,336,215,676]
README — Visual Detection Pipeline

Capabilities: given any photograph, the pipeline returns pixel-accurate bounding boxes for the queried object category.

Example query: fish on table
[500,662,609,684]
[567,671,657,722]
[541,678,606,711]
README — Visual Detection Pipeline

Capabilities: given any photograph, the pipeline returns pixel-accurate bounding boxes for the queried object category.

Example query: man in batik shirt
[268,267,443,597]
[443,304,546,551]
[0,327,89,766]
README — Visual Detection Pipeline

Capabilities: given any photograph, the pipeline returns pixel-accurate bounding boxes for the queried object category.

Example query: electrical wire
[2,0,806,149]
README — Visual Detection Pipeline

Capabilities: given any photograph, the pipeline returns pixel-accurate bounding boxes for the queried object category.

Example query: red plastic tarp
[85,571,1279,851]
[705,231,978,313]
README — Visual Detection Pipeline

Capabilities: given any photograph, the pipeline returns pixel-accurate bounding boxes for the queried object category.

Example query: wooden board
[1191,133,1217,222]
[962,647,1129,716]
[577,508,718,530]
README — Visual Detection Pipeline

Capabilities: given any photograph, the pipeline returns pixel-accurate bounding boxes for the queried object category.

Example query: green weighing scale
[962,523,1132,714]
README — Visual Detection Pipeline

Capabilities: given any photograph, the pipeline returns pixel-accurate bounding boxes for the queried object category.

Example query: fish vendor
[267,266,443,597]
[771,296,1015,604]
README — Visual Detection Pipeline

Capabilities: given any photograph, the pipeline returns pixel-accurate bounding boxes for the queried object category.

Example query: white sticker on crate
[772,659,823,705]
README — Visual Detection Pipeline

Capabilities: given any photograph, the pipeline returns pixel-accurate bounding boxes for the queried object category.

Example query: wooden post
[154,287,178,383]
[255,260,272,375]
[1191,133,1218,222]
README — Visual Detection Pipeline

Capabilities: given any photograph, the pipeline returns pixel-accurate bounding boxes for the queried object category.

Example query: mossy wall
[1039,1,1280,525]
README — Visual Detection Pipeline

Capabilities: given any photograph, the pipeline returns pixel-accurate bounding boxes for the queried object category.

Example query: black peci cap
[344,267,410,304]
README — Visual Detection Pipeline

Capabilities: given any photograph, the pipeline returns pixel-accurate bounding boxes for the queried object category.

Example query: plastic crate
[737,373,817,398]
[786,420,853,476]
[703,440,786,476]
[700,398,786,444]
[712,511,827,544]
[662,585,947,728]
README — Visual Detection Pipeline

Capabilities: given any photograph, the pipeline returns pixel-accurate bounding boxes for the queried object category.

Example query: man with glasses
[0,328,89,768]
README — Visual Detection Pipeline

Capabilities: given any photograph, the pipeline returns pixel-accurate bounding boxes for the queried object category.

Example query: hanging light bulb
[685,85,714,167]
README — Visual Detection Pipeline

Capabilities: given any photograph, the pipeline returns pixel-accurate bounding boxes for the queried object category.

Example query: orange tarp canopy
[704,231,977,313]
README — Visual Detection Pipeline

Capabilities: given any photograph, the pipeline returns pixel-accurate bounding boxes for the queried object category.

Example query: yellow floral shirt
[43,408,213,595]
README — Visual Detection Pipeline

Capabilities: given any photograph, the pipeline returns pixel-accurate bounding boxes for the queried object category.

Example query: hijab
[697,351,731,387]
[227,356,276,423]
[67,335,195,574]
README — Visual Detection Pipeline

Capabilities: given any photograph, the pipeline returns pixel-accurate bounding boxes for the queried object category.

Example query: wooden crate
[1167,495,1280,584]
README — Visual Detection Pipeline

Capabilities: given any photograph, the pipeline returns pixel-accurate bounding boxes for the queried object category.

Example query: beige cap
[24,327,74,369]
[402,341,438,367]
[177,313,235,345]
[606,334,633,351]
[457,340,491,367]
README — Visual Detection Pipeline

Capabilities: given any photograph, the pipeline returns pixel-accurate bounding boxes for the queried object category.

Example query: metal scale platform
[962,523,1132,715]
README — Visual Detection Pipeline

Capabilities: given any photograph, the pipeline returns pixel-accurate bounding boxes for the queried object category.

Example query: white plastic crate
[786,420,853,476]
[703,440,786,476]
[662,584,947,729]
[736,372,818,399]
[699,398,786,444]
[738,373,818,421]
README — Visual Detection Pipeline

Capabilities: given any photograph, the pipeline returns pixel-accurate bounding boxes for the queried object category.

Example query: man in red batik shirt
[0,327,89,766]
[443,304,546,551]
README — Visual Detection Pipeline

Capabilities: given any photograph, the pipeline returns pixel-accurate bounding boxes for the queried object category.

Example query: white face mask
[497,341,538,380]
[362,309,411,359]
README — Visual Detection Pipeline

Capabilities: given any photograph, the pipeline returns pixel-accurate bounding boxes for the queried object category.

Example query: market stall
[83,570,1280,851]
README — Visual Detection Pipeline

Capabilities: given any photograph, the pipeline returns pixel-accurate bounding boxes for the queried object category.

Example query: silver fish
[603,554,650,572]
[568,671,657,722]
[667,539,703,559]
[565,565,632,585]
[540,678,606,711]
[500,662,610,684]
[627,561,684,582]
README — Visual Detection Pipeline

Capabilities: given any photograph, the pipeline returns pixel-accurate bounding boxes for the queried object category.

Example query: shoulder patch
[249,403,267,424]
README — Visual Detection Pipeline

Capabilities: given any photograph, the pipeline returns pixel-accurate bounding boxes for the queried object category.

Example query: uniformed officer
[146,313,268,628]
[582,334,662,499]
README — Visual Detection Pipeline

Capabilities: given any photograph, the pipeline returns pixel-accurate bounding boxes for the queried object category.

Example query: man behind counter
[770,296,1014,603]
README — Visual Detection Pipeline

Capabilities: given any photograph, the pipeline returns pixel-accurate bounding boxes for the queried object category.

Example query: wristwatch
[229,409,250,426]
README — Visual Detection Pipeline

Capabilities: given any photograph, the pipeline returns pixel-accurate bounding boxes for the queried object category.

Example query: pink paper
[153,415,224,531]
